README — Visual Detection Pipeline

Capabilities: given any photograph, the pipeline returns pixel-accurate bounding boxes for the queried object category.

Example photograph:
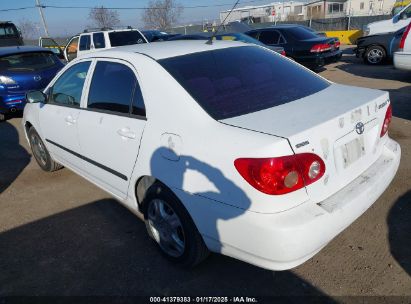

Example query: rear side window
[109,31,146,47]
[259,31,280,45]
[79,35,91,51]
[88,61,137,114]
[159,46,330,120]
[93,32,105,49]
[246,31,259,39]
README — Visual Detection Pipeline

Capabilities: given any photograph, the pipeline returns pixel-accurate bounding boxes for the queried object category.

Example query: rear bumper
[0,94,26,114]
[197,137,401,270]
[394,51,411,71]
[296,50,342,68]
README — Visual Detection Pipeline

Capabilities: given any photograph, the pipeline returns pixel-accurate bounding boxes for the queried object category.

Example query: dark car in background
[245,25,342,69]
[354,27,405,65]
[0,22,23,47]
[0,46,64,121]
[168,32,286,55]
[141,30,179,42]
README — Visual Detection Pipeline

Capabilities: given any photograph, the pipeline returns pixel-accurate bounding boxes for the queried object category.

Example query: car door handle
[65,115,76,125]
[117,128,136,139]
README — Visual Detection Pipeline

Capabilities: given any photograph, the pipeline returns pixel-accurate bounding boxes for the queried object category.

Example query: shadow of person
[0,121,31,194]
[387,190,411,276]
[149,147,251,254]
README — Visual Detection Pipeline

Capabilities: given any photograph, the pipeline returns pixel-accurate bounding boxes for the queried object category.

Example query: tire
[364,45,386,65]
[28,127,63,172]
[142,182,209,267]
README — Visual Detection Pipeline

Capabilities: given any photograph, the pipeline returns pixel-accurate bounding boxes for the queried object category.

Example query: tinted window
[79,35,91,51]
[287,27,318,40]
[246,31,259,39]
[93,32,105,49]
[109,31,146,47]
[51,61,91,107]
[0,24,18,37]
[0,52,57,71]
[159,46,330,120]
[88,61,136,114]
[259,31,280,45]
[132,82,146,117]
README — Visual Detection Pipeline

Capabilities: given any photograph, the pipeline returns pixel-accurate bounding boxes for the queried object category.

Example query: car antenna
[206,0,240,45]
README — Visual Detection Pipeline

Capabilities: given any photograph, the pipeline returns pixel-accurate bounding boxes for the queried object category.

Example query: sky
[0,0,278,37]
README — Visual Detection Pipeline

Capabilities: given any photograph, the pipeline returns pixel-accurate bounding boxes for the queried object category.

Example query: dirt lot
[0,49,410,299]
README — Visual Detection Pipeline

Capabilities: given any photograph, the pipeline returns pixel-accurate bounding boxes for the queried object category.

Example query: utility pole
[35,0,50,37]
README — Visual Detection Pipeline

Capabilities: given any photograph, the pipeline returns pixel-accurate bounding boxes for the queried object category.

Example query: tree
[88,6,120,29]
[143,0,183,30]
[17,18,39,40]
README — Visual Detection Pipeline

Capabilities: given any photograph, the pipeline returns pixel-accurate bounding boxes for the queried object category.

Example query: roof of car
[81,40,248,60]
[0,46,53,57]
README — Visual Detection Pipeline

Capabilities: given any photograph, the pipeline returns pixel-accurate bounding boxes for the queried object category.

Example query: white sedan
[394,21,411,71]
[23,40,400,270]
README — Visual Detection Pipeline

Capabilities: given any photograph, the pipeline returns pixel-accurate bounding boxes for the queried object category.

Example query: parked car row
[354,20,411,69]
[22,39,400,271]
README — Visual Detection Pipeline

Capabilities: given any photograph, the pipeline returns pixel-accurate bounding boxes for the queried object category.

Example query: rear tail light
[234,153,325,195]
[399,22,411,51]
[310,43,331,53]
[280,50,286,56]
[335,40,341,49]
[380,103,392,137]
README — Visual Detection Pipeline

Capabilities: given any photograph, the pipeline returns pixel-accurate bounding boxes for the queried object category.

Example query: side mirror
[26,91,47,104]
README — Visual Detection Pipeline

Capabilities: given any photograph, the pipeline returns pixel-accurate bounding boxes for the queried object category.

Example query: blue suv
[0,46,64,121]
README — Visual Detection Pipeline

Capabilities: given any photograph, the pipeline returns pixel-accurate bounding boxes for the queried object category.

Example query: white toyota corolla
[23,41,400,270]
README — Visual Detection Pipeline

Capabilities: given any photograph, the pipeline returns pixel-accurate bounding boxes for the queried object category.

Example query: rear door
[76,59,146,198]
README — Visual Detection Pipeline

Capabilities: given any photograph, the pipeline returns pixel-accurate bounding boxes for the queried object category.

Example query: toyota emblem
[355,122,365,135]
[33,75,41,82]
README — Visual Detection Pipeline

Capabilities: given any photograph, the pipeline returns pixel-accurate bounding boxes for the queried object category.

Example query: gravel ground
[0,49,410,300]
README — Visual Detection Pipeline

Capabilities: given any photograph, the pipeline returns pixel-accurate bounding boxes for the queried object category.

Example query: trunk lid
[222,83,390,202]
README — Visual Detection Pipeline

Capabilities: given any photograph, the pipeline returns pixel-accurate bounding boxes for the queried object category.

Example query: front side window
[159,46,330,120]
[87,61,138,114]
[93,32,105,49]
[79,35,91,51]
[50,61,91,107]
[66,37,79,61]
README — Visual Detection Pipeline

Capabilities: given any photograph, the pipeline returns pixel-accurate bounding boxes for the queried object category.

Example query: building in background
[219,2,306,24]
[220,0,395,23]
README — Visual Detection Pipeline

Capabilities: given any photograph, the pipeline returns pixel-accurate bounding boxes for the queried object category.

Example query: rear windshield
[0,52,57,71]
[159,46,330,120]
[0,24,19,38]
[287,27,319,40]
[109,31,146,46]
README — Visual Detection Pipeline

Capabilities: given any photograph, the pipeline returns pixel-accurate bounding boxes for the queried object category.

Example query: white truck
[364,3,411,36]
[63,27,148,62]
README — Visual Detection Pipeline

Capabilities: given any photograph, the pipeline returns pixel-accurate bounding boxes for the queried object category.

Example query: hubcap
[147,199,185,257]
[30,134,47,166]
[368,48,383,64]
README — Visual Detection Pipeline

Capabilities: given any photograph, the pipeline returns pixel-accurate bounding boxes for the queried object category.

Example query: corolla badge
[33,75,42,82]
[355,122,365,135]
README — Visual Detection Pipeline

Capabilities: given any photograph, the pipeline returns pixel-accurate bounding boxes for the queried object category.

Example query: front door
[39,61,92,169]
[77,60,147,198]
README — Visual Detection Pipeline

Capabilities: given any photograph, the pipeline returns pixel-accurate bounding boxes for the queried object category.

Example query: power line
[0,0,270,12]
